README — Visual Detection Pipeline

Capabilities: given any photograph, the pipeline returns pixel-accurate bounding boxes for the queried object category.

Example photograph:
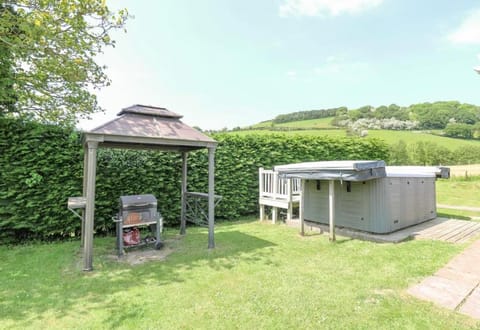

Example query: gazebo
[71,104,218,271]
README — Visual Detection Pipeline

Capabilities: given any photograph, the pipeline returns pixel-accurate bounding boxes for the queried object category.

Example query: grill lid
[120,194,157,209]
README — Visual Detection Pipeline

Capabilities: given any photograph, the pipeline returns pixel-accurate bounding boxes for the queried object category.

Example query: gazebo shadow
[110,229,277,273]
[0,229,276,325]
[134,230,278,276]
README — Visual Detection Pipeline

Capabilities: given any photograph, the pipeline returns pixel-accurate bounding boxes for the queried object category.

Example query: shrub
[444,123,474,139]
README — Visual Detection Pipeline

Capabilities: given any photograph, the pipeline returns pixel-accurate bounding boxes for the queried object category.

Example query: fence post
[272,171,278,223]
[287,178,293,220]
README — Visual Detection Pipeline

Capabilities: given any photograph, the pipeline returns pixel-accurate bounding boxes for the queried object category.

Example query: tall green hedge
[0,118,389,242]
[0,118,83,242]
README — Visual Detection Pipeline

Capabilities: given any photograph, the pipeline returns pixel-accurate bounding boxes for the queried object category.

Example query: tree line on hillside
[272,107,346,123]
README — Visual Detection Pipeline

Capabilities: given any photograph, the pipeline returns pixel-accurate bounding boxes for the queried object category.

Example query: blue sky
[79,0,480,130]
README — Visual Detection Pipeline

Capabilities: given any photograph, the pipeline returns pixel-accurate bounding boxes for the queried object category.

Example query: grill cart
[113,194,163,256]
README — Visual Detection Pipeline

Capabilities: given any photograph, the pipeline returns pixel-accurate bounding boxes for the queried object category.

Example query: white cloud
[448,9,480,45]
[314,56,370,76]
[286,70,297,79]
[279,0,383,17]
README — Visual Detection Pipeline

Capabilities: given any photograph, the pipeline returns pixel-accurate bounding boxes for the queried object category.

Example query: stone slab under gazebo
[68,104,218,271]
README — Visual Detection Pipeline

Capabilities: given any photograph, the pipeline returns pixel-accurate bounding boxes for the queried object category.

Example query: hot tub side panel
[303,180,374,232]
[384,176,437,230]
[335,180,372,231]
[303,180,329,224]
[367,178,391,233]
[303,177,437,234]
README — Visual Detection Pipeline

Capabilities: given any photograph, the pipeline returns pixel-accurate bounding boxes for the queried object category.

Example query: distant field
[365,130,480,150]
[252,117,336,129]
[275,117,335,129]
[449,164,480,177]
[251,120,273,128]
[232,129,346,138]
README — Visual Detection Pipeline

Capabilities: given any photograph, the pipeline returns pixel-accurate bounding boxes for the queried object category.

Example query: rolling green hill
[253,117,336,129]
[235,128,480,149]
[233,115,480,165]
[242,117,480,150]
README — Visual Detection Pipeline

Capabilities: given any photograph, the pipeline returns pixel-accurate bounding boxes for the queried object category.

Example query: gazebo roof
[83,104,217,151]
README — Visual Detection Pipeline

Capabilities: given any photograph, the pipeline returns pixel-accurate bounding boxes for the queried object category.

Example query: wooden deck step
[286,218,480,244]
[414,219,480,243]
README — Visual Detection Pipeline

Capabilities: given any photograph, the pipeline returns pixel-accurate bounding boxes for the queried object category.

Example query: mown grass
[436,177,480,208]
[1,220,479,329]
[437,208,480,220]
[435,176,480,220]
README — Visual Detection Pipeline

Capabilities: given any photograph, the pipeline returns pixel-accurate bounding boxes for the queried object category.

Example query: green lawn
[437,208,480,220]
[437,177,480,208]
[1,220,479,329]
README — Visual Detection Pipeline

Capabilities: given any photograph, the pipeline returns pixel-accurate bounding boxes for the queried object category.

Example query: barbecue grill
[113,194,163,256]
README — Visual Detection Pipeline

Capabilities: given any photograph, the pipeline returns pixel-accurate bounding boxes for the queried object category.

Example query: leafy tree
[444,123,474,139]
[452,146,480,164]
[453,108,477,125]
[373,105,389,119]
[0,0,128,124]
[388,104,409,120]
[408,141,427,165]
[356,105,375,118]
[389,140,410,165]
[348,109,362,121]
[330,107,347,126]
[474,123,480,139]
[0,4,17,114]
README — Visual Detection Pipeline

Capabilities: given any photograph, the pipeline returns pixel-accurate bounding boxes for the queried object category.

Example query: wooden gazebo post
[208,147,215,248]
[83,140,99,271]
[180,152,188,235]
